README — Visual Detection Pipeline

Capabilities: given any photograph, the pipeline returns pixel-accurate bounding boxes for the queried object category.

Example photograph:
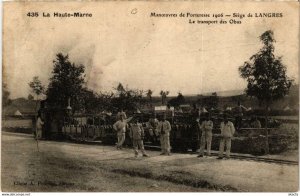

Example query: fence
[61,115,290,155]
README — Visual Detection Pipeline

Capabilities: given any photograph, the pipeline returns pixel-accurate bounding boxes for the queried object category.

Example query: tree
[239,30,293,153]
[79,88,99,114]
[168,92,186,107]
[146,89,153,107]
[29,76,46,151]
[46,53,85,113]
[116,83,125,95]
[112,83,145,111]
[98,91,114,111]
[2,83,11,107]
[28,94,34,100]
[160,90,169,105]
[239,30,293,108]
[29,76,45,100]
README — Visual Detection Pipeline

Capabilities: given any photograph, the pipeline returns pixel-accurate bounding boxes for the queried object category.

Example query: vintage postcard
[2,1,299,193]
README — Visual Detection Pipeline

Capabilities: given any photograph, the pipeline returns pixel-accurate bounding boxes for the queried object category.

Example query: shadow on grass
[110,168,239,192]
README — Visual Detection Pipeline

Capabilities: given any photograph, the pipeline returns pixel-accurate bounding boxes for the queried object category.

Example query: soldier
[148,113,159,143]
[129,118,149,158]
[157,114,172,155]
[198,113,213,157]
[217,114,235,159]
[36,112,44,139]
[116,108,127,121]
[113,114,127,149]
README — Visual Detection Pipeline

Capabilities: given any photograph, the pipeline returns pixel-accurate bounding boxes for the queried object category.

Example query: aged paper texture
[2,1,299,192]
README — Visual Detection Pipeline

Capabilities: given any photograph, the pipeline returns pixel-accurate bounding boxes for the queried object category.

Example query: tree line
[24,30,293,116]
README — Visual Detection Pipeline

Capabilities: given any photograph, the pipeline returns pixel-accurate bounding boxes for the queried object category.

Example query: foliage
[239,30,293,108]
[28,94,34,100]
[160,90,169,105]
[2,83,11,106]
[168,92,186,107]
[80,88,99,114]
[97,91,114,111]
[146,89,153,106]
[29,76,45,100]
[46,53,85,113]
[112,83,145,111]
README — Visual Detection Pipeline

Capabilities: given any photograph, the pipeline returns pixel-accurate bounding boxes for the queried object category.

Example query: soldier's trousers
[133,139,146,155]
[160,134,170,154]
[199,131,212,156]
[36,128,42,139]
[117,133,125,148]
[218,137,232,158]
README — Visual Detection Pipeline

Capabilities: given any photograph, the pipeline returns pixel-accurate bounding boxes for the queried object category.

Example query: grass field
[2,119,32,128]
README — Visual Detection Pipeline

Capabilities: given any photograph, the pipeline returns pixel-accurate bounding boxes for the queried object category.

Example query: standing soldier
[148,113,159,143]
[36,112,44,139]
[198,113,213,157]
[157,114,172,155]
[113,114,127,149]
[116,108,127,121]
[129,118,149,158]
[218,114,235,159]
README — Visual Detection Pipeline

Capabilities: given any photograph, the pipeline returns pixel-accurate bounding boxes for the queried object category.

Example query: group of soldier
[112,108,262,159]
[113,111,172,158]
[198,113,235,159]
[35,103,262,159]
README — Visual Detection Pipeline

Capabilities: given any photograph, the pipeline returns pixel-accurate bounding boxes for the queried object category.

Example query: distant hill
[150,84,299,110]
[3,98,39,117]
[3,84,298,116]
[202,89,244,97]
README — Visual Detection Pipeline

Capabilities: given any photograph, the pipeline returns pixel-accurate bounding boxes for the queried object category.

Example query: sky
[3,1,299,98]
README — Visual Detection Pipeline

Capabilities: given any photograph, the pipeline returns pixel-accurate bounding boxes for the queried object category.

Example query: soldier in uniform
[198,113,213,157]
[148,113,159,143]
[113,114,127,149]
[129,118,149,158]
[116,108,127,121]
[157,114,172,155]
[36,111,44,139]
[218,114,235,159]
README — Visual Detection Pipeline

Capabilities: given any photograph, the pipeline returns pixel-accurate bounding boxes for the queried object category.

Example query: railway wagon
[46,107,286,155]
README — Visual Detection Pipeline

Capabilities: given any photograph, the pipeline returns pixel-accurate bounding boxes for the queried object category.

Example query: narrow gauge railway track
[66,135,298,166]
[143,144,298,166]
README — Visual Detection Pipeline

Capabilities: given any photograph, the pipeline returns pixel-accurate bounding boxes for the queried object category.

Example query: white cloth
[36,117,44,129]
[157,120,171,154]
[199,120,213,155]
[220,121,235,138]
[130,123,144,140]
[219,138,232,158]
[156,120,171,135]
[200,120,213,131]
[113,120,127,134]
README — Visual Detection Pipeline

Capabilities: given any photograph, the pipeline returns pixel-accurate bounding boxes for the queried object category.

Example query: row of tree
[27,54,180,114]
[24,30,293,116]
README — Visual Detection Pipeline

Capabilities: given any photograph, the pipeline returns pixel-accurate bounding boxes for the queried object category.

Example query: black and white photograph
[1,1,299,193]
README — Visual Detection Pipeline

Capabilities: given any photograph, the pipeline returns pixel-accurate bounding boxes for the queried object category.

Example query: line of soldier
[113,112,171,158]
[113,110,262,159]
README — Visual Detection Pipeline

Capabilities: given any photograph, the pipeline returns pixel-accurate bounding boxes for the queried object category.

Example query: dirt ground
[1,132,210,192]
[1,132,298,192]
